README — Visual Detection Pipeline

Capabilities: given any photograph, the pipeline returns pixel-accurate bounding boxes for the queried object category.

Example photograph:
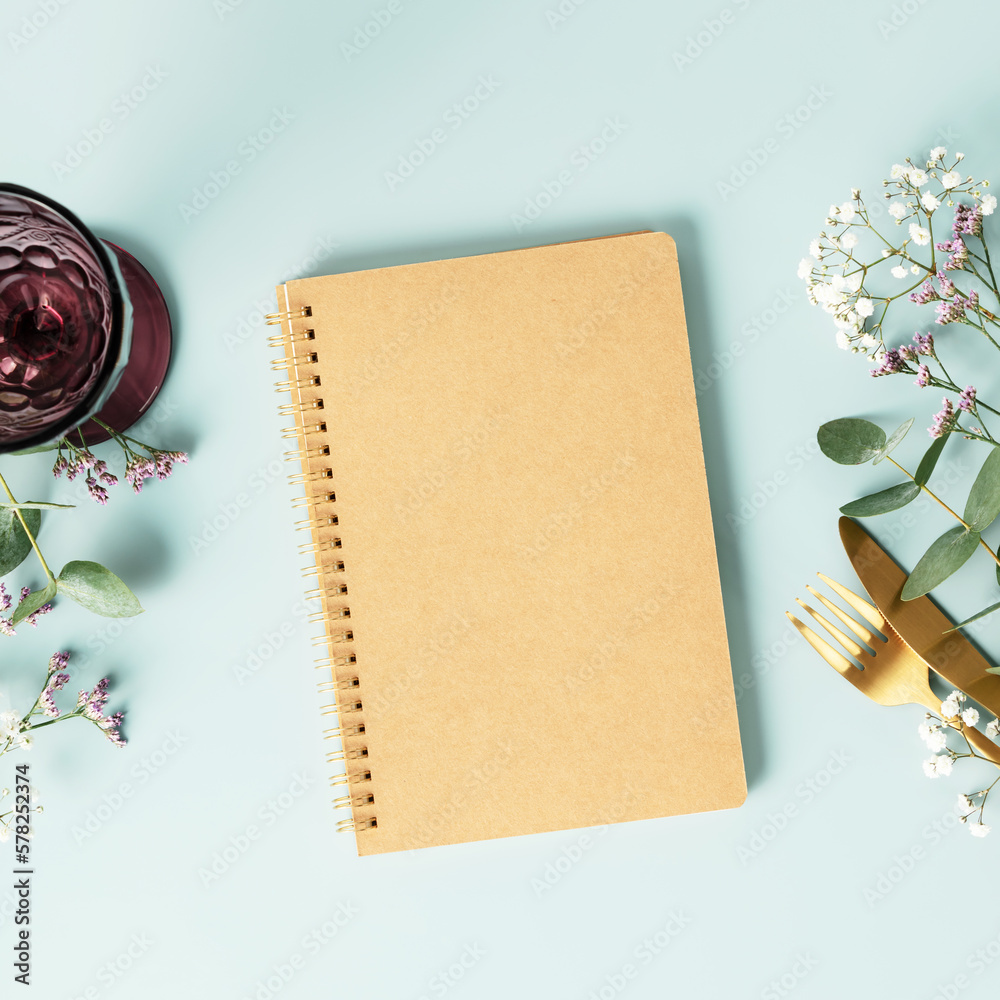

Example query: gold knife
[841,516,1000,717]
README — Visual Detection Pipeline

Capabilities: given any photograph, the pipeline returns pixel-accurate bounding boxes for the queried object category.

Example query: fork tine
[805,584,879,647]
[786,612,858,678]
[795,597,866,659]
[817,573,885,630]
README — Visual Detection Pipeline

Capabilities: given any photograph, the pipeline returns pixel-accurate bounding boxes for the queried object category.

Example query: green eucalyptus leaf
[964,447,1000,531]
[10,579,56,626]
[10,442,60,455]
[839,481,921,517]
[947,600,1000,633]
[817,418,887,465]
[0,507,42,577]
[0,501,74,510]
[873,418,915,465]
[914,434,949,487]
[56,560,144,619]
[902,525,981,600]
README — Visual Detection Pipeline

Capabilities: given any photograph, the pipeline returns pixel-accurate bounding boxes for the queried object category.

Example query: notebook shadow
[660,215,764,792]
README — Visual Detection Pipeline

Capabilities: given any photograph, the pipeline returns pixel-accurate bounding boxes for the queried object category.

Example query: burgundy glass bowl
[0,184,171,453]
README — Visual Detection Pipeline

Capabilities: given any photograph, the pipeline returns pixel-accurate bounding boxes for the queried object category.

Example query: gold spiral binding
[335,816,377,831]
[327,747,369,763]
[330,770,371,788]
[274,375,321,392]
[271,301,373,838]
[316,654,357,672]
[265,306,311,325]
[271,351,318,371]
[313,629,353,645]
[292,492,336,509]
[281,422,326,439]
[278,399,324,418]
[333,792,375,810]
[324,723,366,738]
[267,328,315,347]
[285,445,330,462]
[288,468,334,485]
[309,608,351,623]
[317,675,360,692]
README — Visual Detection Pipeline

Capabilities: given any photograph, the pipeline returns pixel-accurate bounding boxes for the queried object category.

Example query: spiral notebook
[268,231,746,855]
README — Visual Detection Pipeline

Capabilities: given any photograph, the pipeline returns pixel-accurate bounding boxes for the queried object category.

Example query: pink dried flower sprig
[52,421,187,503]
[0,651,126,757]
[0,582,52,638]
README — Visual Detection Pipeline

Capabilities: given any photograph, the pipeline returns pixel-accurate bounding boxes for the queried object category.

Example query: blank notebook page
[276,231,746,855]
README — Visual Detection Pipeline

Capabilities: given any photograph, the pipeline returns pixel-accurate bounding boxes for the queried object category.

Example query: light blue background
[4,0,1000,997]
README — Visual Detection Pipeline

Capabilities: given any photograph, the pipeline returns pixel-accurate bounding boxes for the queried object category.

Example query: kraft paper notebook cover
[268,231,745,855]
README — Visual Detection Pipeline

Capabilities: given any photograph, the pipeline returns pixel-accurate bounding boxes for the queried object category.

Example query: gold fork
[787,573,1000,766]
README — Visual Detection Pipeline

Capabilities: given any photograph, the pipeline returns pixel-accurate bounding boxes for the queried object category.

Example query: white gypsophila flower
[0,711,20,740]
[971,822,991,838]
[835,331,851,350]
[861,334,879,350]
[936,754,954,776]
[0,826,8,844]
[982,194,997,216]
[986,717,1000,738]
[941,695,961,718]
[962,707,980,727]
[923,757,942,778]
[840,231,859,250]
[908,168,928,186]
[845,273,862,293]
[840,201,856,222]
[909,224,931,246]
[926,728,948,752]
[888,201,907,220]
[890,163,907,179]
[809,238,822,259]
[855,297,875,318]
[797,258,812,279]
[956,152,965,161]
[930,146,947,161]
[958,794,975,813]
[921,191,941,212]
[942,171,962,189]
[911,264,921,274]
[891,265,908,279]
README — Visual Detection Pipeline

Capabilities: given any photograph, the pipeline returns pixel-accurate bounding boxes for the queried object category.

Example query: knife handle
[923,636,1000,719]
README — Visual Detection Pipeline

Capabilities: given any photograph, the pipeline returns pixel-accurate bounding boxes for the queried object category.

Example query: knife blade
[840,515,1000,717]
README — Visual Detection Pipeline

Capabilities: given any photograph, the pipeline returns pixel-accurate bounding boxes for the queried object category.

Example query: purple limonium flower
[930,398,958,439]
[38,688,59,719]
[24,603,52,627]
[936,299,967,324]
[870,348,906,377]
[915,364,931,387]
[936,237,969,270]
[910,281,940,305]
[936,271,958,299]
[953,202,984,238]
[85,474,109,505]
[0,583,10,613]
[48,651,70,675]
[913,332,935,356]
[959,386,977,412]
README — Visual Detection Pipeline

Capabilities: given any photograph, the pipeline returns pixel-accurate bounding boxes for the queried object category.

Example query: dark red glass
[0,185,171,452]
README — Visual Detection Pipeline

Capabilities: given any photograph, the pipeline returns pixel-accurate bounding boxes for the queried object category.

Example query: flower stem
[886,455,1000,567]
[0,468,54,583]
